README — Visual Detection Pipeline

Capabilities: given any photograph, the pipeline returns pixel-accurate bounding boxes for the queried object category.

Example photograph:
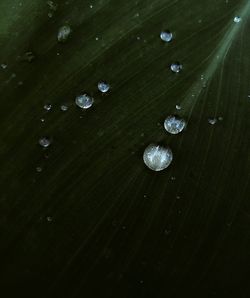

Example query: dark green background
[0,0,250,297]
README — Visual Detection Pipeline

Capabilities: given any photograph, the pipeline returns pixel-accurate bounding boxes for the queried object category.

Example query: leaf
[0,0,250,296]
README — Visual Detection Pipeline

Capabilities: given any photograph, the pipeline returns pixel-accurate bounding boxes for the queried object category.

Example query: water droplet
[46,216,53,222]
[60,104,68,111]
[39,137,51,148]
[208,118,217,125]
[75,94,94,109]
[170,62,183,73]
[164,115,186,134]
[20,51,35,63]
[47,0,57,11]
[234,16,241,23]
[57,25,72,42]
[218,116,223,121]
[1,63,7,69]
[44,104,52,111]
[160,31,173,42]
[36,166,42,172]
[143,144,173,171]
[175,104,182,110]
[40,118,45,123]
[98,81,110,93]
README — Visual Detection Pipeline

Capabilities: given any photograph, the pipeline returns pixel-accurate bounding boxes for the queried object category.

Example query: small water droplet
[234,16,241,23]
[46,216,53,222]
[143,144,173,171]
[57,25,72,42]
[98,81,110,93]
[175,104,182,110]
[160,30,173,42]
[20,51,35,62]
[39,137,51,148]
[75,94,94,109]
[44,104,52,111]
[164,115,186,134]
[1,63,7,69]
[40,118,45,123]
[47,0,57,11]
[60,104,68,111]
[218,116,223,121]
[170,62,183,73]
[208,118,217,125]
[36,166,42,172]
[89,4,93,8]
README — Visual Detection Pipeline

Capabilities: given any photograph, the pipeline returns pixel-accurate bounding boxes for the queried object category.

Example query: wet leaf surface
[0,0,250,297]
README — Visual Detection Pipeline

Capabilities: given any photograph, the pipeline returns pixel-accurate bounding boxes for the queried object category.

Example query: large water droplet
[234,16,241,23]
[39,137,51,148]
[57,25,72,42]
[98,81,110,93]
[170,62,182,73]
[75,94,94,109]
[160,31,173,42]
[143,144,173,171]
[164,115,186,134]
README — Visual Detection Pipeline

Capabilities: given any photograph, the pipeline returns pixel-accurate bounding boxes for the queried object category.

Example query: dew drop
[175,104,182,110]
[1,63,7,69]
[57,25,72,42]
[98,81,110,93]
[170,62,182,73]
[47,0,57,11]
[234,16,241,23]
[36,166,42,172]
[208,117,217,125]
[44,104,52,111]
[75,94,94,109]
[60,104,68,111]
[143,144,173,171]
[39,137,51,148]
[20,51,35,63]
[160,30,173,42]
[164,115,186,134]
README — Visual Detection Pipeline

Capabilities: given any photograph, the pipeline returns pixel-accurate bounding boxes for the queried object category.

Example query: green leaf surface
[0,0,250,297]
